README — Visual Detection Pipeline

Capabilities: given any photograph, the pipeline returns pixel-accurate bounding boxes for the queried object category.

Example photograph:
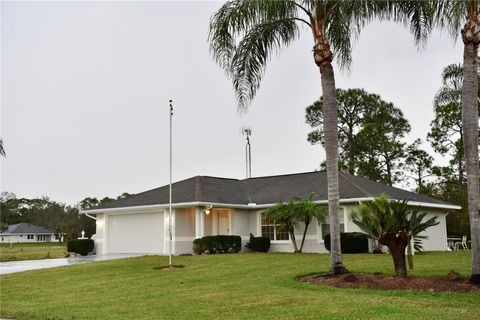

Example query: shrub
[245,233,271,252]
[192,235,241,254]
[67,239,94,256]
[323,232,369,253]
[193,238,204,255]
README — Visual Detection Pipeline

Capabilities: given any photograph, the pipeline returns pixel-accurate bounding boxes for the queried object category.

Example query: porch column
[195,207,202,239]
[201,209,205,237]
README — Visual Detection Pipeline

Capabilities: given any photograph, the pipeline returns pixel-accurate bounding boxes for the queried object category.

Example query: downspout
[85,213,97,220]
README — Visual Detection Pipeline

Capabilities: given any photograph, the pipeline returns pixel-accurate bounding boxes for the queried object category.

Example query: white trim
[256,212,261,236]
[82,198,460,215]
[270,240,290,244]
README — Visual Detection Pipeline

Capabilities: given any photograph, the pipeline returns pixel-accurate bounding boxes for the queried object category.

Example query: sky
[0,1,463,205]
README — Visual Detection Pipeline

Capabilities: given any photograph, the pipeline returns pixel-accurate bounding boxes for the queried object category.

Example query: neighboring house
[0,223,58,243]
[82,171,460,255]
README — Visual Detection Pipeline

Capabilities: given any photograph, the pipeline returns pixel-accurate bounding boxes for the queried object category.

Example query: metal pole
[247,136,251,178]
[245,137,248,179]
[169,100,173,267]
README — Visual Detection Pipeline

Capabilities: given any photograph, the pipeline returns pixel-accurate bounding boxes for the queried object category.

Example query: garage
[106,211,164,254]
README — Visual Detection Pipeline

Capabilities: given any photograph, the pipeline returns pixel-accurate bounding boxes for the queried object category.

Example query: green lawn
[0,251,477,320]
[0,242,67,262]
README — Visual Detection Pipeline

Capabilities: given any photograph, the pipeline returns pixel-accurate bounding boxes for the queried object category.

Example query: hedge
[192,235,241,254]
[67,239,94,256]
[323,232,369,253]
[245,233,271,252]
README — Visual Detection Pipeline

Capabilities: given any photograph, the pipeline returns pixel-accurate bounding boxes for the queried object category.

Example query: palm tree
[209,0,378,275]
[351,194,439,278]
[429,62,480,187]
[265,194,327,253]
[432,0,480,284]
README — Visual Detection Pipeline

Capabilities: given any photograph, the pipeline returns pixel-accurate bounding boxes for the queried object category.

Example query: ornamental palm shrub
[351,193,439,278]
[265,194,327,253]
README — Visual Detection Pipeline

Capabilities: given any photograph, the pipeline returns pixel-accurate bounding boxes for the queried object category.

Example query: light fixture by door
[203,205,213,215]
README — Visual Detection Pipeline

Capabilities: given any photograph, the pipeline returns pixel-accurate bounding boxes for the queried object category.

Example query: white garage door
[106,212,164,254]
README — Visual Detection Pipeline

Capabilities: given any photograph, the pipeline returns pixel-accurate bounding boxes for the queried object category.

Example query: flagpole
[169,99,173,268]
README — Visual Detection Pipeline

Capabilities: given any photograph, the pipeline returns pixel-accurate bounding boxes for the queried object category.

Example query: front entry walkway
[0,253,144,275]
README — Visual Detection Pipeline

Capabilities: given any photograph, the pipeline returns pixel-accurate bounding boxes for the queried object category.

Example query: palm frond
[230,18,300,110]
[209,0,299,70]
[386,0,437,47]
[435,0,468,39]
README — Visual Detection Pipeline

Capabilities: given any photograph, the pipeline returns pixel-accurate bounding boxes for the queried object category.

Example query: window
[27,234,34,240]
[261,213,289,241]
[319,210,345,241]
[320,223,345,238]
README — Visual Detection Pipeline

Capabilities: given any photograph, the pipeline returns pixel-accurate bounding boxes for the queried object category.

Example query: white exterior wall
[231,209,252,251]
[251,205,449,253]
[420,210,448,251]
[0,234,56,243]
[95,213,105,254]
[91,203,450,255]
[175,208,195,254]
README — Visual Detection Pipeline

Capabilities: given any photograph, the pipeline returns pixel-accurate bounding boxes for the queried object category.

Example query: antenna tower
[241,127,252,178]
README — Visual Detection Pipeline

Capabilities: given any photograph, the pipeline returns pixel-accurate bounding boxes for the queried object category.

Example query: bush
[193,238,204,255]
[192,235,241,254]
[67,239,94,256]
[245,233,271,252]
[323,232,369,253]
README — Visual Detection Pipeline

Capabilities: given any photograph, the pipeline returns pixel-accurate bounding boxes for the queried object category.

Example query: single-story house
[82,171,460,255]
[0,223,58,243]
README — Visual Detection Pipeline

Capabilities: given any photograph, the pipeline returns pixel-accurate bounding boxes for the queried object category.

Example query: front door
[217,210,230,235]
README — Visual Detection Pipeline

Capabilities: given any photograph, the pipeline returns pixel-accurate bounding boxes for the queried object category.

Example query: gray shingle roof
[1,223,55,234]
[87,171,454,211]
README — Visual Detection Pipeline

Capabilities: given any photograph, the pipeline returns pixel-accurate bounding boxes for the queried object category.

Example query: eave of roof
[83,171,459,212]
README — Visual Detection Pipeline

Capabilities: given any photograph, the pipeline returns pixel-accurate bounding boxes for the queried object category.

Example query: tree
[306,88,411,185]
[357,101,410,186]
[427,62,480,187]
[31,201,80,242]
[293,195,327,252]
[265,194,327,253]
[351,194,439,278]
[306,88,376,174]
[79,197,100,210]
[265,200,299,252]
[435,0,480,284]
[117,192,132,200]
[404,139,434,192]
[209,0,380,274]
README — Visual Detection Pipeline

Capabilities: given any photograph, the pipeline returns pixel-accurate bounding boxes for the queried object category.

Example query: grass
[0,242,67,262]
[0,251,477,320]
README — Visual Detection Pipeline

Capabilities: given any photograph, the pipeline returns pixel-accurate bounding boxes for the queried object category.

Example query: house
[0,223,58,243]
[82,171,460,255]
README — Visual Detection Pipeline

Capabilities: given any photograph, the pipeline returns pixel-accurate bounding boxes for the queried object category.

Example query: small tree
[265,194,326,253]
[351,194,439,278]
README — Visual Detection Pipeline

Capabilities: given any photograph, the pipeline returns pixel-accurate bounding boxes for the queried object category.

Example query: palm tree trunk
[319,62,345,274]
[389,243,408,278]
[288,226,298,252]
[462,42,480,282]
[299,220,311,253]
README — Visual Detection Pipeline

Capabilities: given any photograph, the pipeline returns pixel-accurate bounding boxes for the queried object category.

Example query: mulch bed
[298,273,480,293]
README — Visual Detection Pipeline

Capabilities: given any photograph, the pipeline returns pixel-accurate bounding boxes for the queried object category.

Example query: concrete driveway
[0,253,145,275]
